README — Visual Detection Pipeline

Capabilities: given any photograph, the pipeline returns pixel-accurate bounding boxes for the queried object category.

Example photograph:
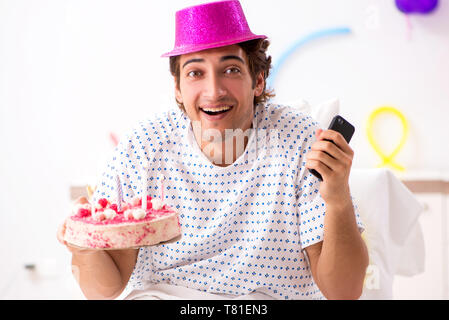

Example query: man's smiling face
[174,44,264,141]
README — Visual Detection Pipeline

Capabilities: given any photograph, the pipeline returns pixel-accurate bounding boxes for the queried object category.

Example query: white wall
[262,0,449,173]
[1,0,448,297]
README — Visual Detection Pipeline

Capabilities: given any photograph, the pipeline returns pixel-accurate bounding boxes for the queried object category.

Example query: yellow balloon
[366,106,409,172]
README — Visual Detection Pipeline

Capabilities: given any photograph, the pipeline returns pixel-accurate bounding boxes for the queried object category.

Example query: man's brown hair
[169,38,275,112]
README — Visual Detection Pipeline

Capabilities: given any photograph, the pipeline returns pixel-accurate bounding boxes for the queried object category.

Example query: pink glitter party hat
[162,0,266,57]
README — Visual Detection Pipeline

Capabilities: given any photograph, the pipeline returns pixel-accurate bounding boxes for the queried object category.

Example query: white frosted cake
[64,196,181,249]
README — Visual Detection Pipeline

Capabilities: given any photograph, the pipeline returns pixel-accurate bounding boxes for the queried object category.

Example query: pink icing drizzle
[71,204,173,225]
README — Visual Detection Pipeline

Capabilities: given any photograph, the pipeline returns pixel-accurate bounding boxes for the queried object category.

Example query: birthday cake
[64,196,182,249]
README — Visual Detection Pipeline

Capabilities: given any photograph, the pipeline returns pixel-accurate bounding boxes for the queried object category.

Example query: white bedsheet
[350,168,425,299]
[119,283,274,300]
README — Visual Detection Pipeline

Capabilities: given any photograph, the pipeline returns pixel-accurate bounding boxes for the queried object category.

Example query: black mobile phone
[309,115,355,181]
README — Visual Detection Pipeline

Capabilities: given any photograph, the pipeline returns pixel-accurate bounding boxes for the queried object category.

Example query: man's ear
[254,72,265,97]
[174,78,183,104]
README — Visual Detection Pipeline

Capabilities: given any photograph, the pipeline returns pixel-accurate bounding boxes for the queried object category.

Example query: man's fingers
[75,196,89,205]
[57,220,98,254]
[311,140,346,161]
[317,129,353,156]
[306,150,339,170]
[306,159,332,178]
[57,221,67,245]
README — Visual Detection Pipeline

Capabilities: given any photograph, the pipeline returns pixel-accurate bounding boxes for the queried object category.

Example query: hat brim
[161,34,267,58]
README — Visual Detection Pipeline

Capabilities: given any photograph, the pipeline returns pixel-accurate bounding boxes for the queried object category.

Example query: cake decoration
[64,172,181,249]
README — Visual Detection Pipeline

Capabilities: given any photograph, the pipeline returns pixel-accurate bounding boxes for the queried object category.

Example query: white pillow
[288,97,340,129]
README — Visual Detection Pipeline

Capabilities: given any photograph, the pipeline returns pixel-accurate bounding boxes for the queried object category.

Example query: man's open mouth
[200,105,233,116]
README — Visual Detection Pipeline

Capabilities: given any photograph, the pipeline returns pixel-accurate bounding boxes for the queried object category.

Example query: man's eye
[187,71,201,77]
[225,67,240,74]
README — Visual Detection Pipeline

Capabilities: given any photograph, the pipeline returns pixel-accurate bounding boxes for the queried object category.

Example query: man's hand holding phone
[305,116,355,205]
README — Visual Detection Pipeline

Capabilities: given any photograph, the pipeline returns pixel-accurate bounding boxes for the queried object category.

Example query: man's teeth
[201,106,232,112]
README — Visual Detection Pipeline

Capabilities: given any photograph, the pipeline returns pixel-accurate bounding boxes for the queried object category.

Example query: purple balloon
[395,0,439,14]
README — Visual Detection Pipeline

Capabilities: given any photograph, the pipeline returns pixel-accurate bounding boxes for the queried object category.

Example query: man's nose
[203,73,227,100]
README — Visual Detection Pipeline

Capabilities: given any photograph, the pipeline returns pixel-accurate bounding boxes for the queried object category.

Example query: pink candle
[142,161,149,210]
[160,174,165,201]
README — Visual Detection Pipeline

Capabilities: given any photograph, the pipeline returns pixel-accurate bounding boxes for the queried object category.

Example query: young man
[57,0,368,300]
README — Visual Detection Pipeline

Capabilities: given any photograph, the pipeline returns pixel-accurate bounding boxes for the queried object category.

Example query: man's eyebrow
[181,55,245,69]
[182,58,204,69]
[220,55,245,64]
